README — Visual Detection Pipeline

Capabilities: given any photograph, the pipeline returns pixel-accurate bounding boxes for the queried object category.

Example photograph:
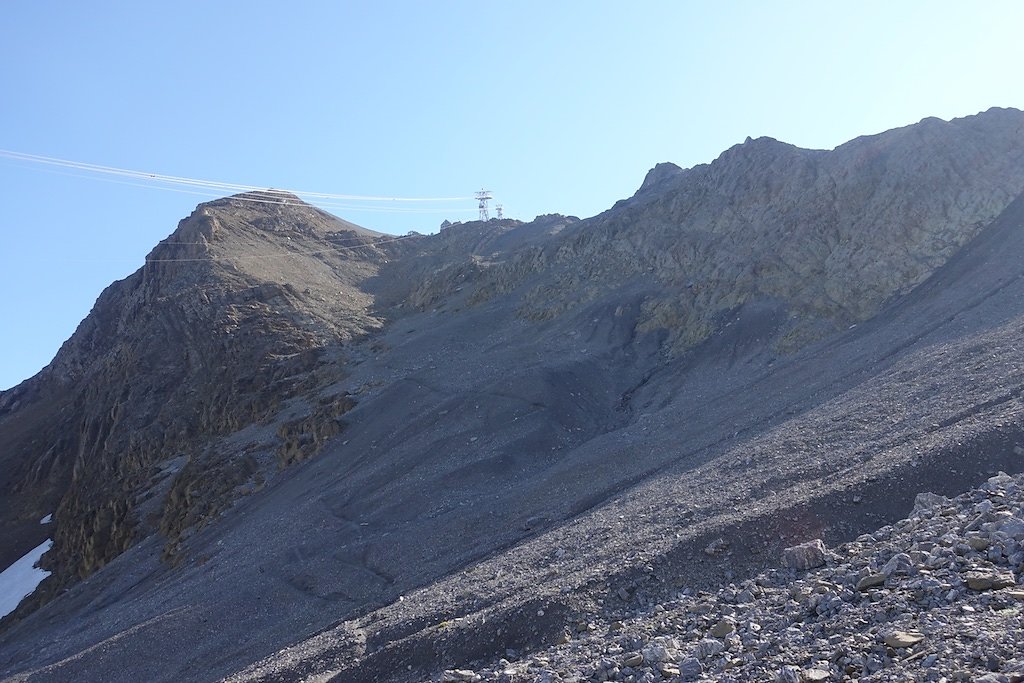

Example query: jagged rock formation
[431,109,1024,352]
[0,192,388,598]
[1,109,1024,682]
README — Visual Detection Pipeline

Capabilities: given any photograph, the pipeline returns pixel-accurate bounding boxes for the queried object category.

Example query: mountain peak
[190,190,378,238]
[717,134,805,164]
[636,162,684,195]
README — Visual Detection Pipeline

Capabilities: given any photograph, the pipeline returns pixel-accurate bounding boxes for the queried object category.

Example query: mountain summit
[3,108,1024,682]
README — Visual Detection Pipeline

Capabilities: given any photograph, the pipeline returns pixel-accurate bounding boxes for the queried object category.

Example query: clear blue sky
[2,1,1023,390]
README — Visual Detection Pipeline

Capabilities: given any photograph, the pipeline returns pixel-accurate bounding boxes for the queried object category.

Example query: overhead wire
[1,161,477,214]
[0,149,473,203]
[1,148,482,265]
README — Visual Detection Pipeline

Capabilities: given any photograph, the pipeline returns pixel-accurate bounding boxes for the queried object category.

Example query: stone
[882,552,913,576]
[913,492,951,513]
[678,657,703,680]
[965,570,1016,591]
[883,631,925,648]
[642,644,670,664]
[998,516,1024,541]
[782,539,828,570]
[856,573,886,591]
[777,665,802,683]
[705,538,729,556]
[622,653,644,668]
[443,670,481,683]
[695,638,725,659]
[967,535,991,551]
[710,617,736,638]
[657,662,679,678]
[802,669,830,682]
[986,471,1014,487]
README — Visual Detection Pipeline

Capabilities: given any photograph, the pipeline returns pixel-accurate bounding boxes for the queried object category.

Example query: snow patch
[39,513,52,525]
[0,539,52,619]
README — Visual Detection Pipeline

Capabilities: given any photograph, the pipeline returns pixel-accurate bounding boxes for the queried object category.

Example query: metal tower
[496,204,504,220]
[476,189,492,221]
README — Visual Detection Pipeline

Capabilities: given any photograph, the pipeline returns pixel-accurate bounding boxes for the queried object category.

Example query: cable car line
[0,149,474,204]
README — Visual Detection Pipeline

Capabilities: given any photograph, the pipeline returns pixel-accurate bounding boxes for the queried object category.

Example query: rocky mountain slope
[435,472,1024,683]
[0,194,388,599]
[1,108,1024,682]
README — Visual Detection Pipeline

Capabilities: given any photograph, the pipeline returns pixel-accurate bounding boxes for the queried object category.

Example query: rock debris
[442,472,1024,682]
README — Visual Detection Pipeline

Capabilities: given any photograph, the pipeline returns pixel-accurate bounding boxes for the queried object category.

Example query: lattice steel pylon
[496,204,504,219]
[476,189,493,221]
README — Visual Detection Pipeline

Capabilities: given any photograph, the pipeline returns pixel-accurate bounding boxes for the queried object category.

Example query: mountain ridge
[2,108,1024,682]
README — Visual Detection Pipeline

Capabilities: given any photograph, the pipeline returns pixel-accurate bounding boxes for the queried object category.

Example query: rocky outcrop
[276,393,356,468]
[0,192,391,607]
[430,108,1024,353]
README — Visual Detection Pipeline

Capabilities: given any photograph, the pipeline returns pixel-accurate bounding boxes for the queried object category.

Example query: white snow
[0,539,52,619]
[39,513,52,524]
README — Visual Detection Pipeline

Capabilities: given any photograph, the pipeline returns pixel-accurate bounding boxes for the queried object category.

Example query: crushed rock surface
[440,472,1024,683]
